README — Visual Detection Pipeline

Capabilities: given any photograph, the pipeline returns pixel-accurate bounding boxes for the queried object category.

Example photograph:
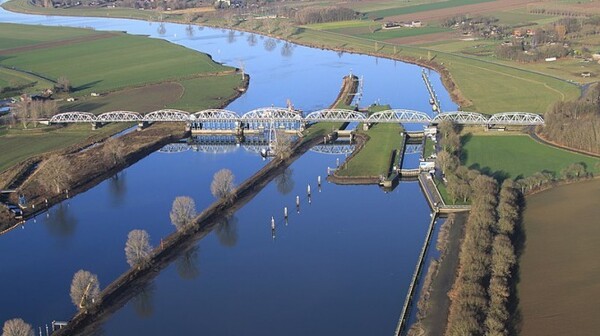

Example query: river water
[0,5,457,335]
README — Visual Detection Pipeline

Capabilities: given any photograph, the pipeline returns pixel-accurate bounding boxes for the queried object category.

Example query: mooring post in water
[317,175,321,187]
[284,206,288,219]
[336,158,340,168]
[271,216,276,239]
[296,195,300,213]
[307,184,311,197]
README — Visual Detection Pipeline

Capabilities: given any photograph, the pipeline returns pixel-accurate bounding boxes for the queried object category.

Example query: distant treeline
[293,6,356,25]
[540,83,600,154]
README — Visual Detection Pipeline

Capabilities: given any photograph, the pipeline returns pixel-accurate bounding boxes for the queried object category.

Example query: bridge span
[47,107,544,131]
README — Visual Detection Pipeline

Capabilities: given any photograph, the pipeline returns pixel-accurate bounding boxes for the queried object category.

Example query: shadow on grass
[75,80,103,92]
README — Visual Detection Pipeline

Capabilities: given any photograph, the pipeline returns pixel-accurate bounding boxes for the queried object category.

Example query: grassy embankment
[461,134,600,179]
[0,23,243,173]
[334,104,404,178]
[518,179,600,336]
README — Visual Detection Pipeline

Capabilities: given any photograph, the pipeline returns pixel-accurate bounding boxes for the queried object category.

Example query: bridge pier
[185,123,192,132]
[235,121,244,136]
[362,123,372,131]
[137,121,148,131]
[91,122,102,130]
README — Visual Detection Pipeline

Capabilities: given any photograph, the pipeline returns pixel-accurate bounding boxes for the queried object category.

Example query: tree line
[293,6,356,25]
[445,177,521,335]
[539,83,600,155]
[0,168,236,331]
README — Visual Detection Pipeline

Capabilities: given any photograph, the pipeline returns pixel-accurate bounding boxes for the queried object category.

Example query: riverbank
[0,74,249,231]
[518,179,600,336]
[0,0,471,111]
[52,130,327,336]
[408,213,466,336]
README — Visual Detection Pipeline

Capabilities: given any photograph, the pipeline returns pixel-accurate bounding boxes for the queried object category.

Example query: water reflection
[264,38,276,52]
[185,24,194,38]
[274,168,294,195]
[281,42,293,58]
[108,172,127,206]
[227,30,236,44]
[131,282,155,318]
[175,245,200,280]
[157,23,166,36]
[214,215,238,247]
[45,203,77,238]
[247,33,257,47]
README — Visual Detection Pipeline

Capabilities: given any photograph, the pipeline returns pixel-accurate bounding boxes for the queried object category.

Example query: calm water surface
[0,5,456,334]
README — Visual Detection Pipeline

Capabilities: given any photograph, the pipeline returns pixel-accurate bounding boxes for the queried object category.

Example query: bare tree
[37,155,71,194]
[55,76,72,93]
[70,270,100,310]
[436,150,459,174]
[2,318,34,336]
[210,169,235,200]
[103,137,126,166]
[272,130,295,159]
[169,196,197,231]
[125,229,152,268]
[13,96,31,129]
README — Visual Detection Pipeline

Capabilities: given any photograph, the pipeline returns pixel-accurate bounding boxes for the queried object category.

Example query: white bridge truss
[49,108,545,127]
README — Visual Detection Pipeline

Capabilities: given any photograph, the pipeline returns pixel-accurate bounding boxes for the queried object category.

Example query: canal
[0,4,457,335]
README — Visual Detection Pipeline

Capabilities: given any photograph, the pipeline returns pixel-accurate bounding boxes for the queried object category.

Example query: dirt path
[0,32,117,55]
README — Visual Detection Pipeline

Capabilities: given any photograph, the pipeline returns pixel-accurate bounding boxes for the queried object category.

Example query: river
[0,5,457,335]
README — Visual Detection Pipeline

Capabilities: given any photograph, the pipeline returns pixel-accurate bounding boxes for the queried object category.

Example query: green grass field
[0,123,127,172]
[336,122,404,177]
[358,27,450,41]
[0,22,243,173]
[0,22,100,51]
[365,0,495,18]
[461,134,599,179]
[424,136,436,158]
[0,24,231,96]
[168,75,243,111]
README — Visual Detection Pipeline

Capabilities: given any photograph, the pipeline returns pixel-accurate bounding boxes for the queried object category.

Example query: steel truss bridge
[49,107,545,128]
[158,135,355,156]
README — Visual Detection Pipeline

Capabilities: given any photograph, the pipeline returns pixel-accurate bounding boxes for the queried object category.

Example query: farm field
[0,123,127,172]
[461,134,599,179]
[0,24,233,96]
[365,0,495,19]
[0,23,243,173]
[519,179,600,336]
